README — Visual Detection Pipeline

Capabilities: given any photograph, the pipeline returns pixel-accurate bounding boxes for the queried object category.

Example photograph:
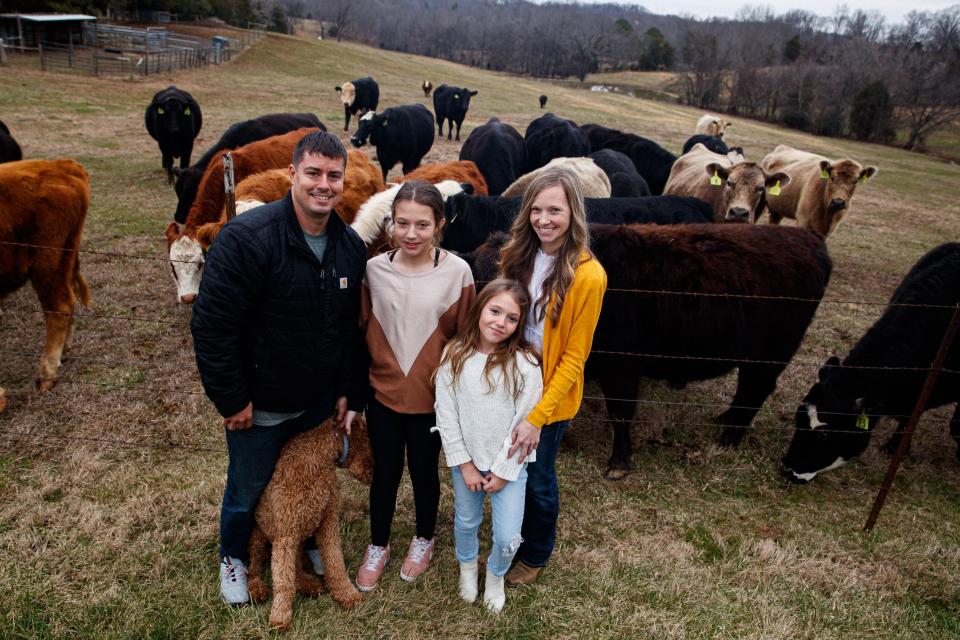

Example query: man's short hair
[292,130,348,168]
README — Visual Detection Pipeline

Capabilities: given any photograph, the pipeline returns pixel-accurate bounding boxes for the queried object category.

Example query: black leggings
[367,398,441,546]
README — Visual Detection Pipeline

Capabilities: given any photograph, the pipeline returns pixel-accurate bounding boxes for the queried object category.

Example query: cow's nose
[831,198,846,210]
[350,137,362,148]
[726,207,750,222]
[180,293,197,304]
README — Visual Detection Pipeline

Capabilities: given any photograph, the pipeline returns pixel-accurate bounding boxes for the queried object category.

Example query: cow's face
[815,160,878,236]
[705,162,789,223]
[351,111,384,148]
[336,81,356,107]
[780,358,874,483]
[166,223,204,304]
[454,89,478,111]
[152,96,193,134]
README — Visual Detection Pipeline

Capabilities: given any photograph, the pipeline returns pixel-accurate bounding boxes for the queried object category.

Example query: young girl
[434,279,542,612]
[345,180,475,591]
[498,168,607,586]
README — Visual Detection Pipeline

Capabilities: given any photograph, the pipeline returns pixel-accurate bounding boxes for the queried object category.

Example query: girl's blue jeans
[451,464,527,577]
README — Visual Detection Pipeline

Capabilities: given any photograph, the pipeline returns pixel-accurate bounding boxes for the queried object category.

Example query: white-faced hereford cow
[782,242,960,483]
[468,223,831,479]
[761,144,877,237]
[664,143,788,223]
[336,77,379,132]
[0,159,92,393]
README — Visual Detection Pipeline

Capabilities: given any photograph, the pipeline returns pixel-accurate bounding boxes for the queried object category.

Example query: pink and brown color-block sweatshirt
[357,251,476,414]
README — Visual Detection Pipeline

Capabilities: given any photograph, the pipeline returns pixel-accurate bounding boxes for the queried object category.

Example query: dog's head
[335,415,373,486]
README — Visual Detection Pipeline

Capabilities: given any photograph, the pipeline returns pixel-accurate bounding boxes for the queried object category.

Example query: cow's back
[399,160,488,196]
[459,118,524,196]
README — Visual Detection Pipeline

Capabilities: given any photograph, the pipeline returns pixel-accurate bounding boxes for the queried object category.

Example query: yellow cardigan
[527,253,607,428]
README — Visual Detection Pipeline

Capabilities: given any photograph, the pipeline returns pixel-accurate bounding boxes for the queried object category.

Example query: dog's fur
[247,416,373,631]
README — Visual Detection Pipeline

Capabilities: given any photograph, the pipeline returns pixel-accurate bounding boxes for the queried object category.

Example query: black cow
[523,113,591,174]
[458,117,525,197]
[0,120,22,163]
[441,193,713,253]
[682,134,729,155]
[433,84,477,141]
[782,243,960,483]
[468,224,830,479]
[145,86,202,184]
[350,105,435,181]
[539,95,548,109]
[581,123,677,195]
[590,149,650,197]
[171,113,323,224]
[335,77,379,132]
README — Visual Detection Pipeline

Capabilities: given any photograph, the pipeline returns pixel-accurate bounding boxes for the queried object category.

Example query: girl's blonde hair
[436,279,539,400]
[498,168,591,326]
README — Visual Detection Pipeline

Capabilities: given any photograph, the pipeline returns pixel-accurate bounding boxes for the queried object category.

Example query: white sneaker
[458,557,478,603]
[484,570,505,613]
[306,548,325,576]
[220,556,249,606]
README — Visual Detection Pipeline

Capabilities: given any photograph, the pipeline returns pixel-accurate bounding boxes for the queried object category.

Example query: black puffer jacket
[191,193,367,418]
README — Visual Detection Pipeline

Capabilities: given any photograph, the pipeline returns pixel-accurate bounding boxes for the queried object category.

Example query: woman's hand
[508,419,540,460]
[459,461,484,492]
[343,409,357,436]
[223,402,253,431]
[483,473,507,493]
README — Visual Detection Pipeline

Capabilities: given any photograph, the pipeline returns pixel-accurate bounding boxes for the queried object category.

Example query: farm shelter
[0,13,95,52]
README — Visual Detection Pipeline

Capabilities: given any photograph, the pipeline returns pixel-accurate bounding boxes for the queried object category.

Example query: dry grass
[0,34,959,639]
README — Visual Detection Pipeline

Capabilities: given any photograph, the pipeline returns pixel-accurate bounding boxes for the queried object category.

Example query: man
[191,131,367,605]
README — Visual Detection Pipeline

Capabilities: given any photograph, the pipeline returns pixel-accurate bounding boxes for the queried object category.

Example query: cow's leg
[447,118,453,141]
[401,158,420,176]
[32,272,75,392]
[343,106,351,132]
[436,117,443,139]
[598,367,641,480]
[950,404,960,460]
[181,140,193,170]
[162,152,174,184]
[717,363,780,447]
[247,525,270,603]
[883,418,910,456]
[268,536,299,631]
[454,119,462,141]
[316,491,361,608]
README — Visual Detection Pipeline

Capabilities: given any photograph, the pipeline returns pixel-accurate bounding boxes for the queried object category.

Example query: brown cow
[664,143,788,223]
[165,127,318,304]
[696,114,731,138]
[0,159,92,393]
[195,149,385,250]
[422,80,433,97]
[393,160,489,196]
[502,157,611,198]
[761,144,877,237]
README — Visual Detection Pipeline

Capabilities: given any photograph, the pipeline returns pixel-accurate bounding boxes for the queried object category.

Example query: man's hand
[335,396,348,427]
[224,402,253,431]
[343,409,357,436]
[508,419,540,460]
[483,473,507,493]
[459,461,484,492]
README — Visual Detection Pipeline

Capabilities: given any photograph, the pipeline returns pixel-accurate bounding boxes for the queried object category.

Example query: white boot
[483,570,505,613]
[458,557,478,603]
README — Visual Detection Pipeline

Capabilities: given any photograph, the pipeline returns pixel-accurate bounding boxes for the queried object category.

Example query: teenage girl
[345,179,476,591]
[434,279,542,612]
[498,169,607,586]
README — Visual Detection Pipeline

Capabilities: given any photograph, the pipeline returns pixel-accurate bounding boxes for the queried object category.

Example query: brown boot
[505,560,541,586]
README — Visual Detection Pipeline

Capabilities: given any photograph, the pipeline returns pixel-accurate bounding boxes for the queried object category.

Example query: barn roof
[0,14,97,23]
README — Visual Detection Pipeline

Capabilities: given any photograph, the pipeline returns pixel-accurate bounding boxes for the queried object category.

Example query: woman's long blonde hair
[436,279,539,400]
[498,168,591,326]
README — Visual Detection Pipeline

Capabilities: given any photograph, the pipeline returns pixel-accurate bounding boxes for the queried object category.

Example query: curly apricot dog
[247,416,373,631]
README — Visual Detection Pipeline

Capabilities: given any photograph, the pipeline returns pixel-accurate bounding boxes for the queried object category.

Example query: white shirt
[525,249,555,354]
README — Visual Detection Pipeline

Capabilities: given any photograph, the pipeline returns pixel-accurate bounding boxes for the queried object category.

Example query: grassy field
[1,32,959,639]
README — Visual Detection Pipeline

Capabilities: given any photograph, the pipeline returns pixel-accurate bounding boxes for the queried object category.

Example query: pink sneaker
[356,544,389,592]
[399,536,435,582]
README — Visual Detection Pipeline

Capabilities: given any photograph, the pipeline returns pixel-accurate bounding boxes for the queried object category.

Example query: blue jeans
[220,406,332,562]
[516,420,570,568]
[451,465,527,577]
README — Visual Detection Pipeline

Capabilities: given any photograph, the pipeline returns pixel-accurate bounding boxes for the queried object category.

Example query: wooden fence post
[223,153,237,220]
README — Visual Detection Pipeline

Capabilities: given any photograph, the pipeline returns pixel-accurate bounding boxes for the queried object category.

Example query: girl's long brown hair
[436,279,539,400]
[498,168,591,326]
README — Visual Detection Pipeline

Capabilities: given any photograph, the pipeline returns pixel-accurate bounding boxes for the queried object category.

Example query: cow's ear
[705,162,729,183]
[765,171,790,188]
[819,356,841,382]
[859,166,878,183]
[460,182,473,195]
[819,160,832,179]
[335,86,342,92]
[166,221,180,244]
[470,90,478,96]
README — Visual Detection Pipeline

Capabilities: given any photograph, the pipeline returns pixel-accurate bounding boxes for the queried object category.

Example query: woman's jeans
[451,465,528,577]
[516,420,570,568]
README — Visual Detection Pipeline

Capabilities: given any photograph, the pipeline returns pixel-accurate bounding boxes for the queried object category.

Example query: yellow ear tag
[820,168,829,179]
[858,174,869,184]
[157,107,165,115]
[768,180,782,197]
[185,107,191,115]
[856,410,869,430]
[710,170,722,186]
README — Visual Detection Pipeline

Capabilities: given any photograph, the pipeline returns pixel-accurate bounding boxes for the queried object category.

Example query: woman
[498,168,607,585]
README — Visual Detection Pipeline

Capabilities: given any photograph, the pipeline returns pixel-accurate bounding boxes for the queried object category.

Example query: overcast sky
[600,1,958,24]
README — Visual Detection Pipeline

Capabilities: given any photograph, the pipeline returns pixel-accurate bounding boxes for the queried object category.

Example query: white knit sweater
[434,350,543,480]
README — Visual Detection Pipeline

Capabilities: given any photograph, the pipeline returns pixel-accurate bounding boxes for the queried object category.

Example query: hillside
[0,32,958,639]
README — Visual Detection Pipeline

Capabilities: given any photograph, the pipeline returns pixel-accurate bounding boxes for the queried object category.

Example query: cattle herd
[1,74,958,487]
